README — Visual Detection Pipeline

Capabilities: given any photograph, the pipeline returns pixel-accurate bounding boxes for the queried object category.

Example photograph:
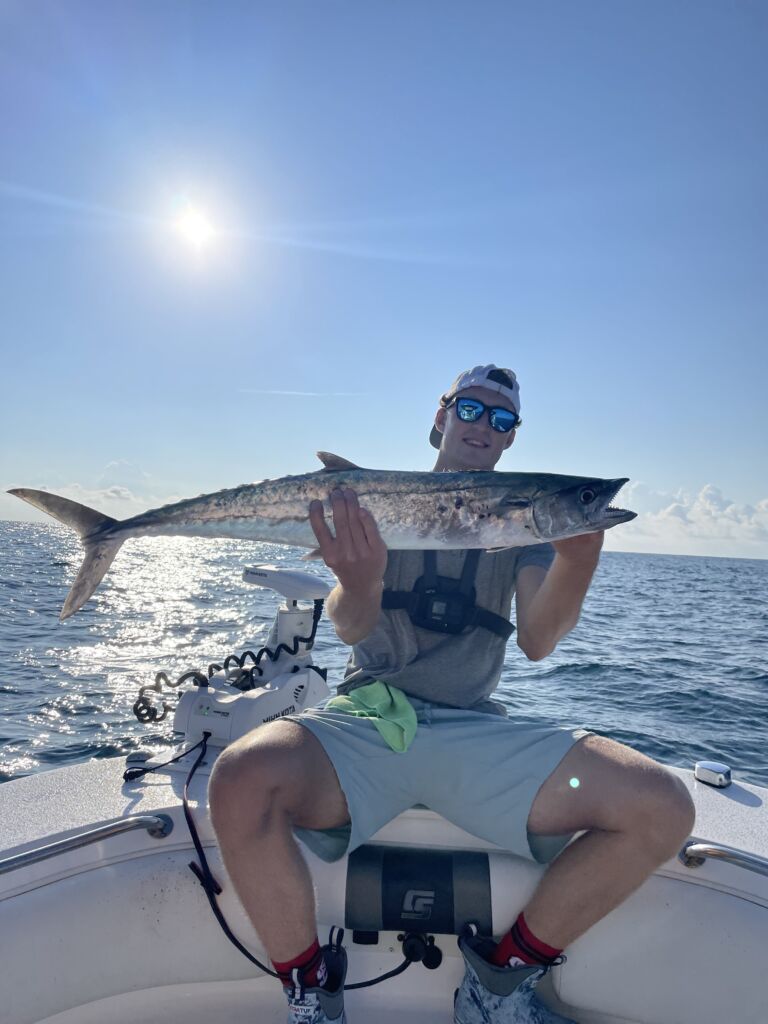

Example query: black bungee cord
[123,587,449,988]
[124,700,420,989]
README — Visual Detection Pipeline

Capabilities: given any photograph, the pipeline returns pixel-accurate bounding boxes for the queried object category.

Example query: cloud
[97,460,151,488]
[1,483,160,524]
[605,482,768,558]
[2,460,175,525]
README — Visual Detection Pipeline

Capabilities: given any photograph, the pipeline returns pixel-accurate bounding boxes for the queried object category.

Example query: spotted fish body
[8,452,635,620]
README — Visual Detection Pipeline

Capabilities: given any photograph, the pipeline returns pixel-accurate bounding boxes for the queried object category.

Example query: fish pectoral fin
[301,548,324,560]
[316,451,362,471]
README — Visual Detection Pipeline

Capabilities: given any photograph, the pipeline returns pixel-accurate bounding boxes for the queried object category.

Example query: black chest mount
[381,550,514,640]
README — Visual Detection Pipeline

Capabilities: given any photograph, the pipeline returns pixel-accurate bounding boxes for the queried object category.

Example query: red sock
[489,912,563,968]
[273,937,326,988]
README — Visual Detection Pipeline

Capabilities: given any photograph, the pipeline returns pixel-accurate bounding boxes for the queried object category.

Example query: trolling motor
[127,565,332,776]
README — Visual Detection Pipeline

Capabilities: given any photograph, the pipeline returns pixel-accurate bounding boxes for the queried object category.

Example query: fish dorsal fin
[316,451,362,472]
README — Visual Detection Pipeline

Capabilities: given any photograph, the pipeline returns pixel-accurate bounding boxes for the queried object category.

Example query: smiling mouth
[463,438,489,449]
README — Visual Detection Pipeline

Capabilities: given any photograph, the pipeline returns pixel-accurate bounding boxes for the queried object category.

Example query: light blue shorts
[287,697,593,865]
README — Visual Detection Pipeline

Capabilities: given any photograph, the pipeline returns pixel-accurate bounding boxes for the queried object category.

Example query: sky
[1,0,766,559]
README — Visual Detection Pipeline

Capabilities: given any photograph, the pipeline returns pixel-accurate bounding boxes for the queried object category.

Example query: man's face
[433,385,517,471]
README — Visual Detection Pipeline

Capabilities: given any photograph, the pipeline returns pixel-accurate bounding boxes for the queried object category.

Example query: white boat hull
[1,755,767,1024]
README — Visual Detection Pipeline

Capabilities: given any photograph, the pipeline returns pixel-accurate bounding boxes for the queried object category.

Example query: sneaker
[284,927,347,1023]
[454,923,576,1024]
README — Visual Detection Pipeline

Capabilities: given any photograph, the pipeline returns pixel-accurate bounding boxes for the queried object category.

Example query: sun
[174,205,215,251]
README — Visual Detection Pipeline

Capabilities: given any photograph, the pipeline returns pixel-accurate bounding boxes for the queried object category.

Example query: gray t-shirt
[338,543,555,714]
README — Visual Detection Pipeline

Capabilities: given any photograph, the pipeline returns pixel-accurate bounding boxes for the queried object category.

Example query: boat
[1,566,767,1024]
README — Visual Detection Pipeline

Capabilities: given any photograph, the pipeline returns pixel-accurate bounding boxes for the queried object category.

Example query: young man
[209,365,696,1024]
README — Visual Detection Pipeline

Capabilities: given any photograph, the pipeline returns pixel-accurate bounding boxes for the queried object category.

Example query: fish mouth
[596,478,636,526]
[529,476,637,540]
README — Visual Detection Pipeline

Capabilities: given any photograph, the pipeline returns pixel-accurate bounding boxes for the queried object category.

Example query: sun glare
[174,205,215,251]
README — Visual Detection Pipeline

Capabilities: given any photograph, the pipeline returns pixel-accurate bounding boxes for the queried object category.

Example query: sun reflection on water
[1,531,342,780]
[3,524,768,788]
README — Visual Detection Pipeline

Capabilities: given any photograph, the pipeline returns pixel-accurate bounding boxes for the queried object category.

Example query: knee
[641,774,696,853]
[671,776,697,836]
[208,739,283,835]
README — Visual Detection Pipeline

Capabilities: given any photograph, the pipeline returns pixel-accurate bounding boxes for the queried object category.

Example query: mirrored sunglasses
[446,396,521,433]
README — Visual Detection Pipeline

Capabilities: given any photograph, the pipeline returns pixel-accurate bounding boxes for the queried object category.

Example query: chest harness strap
[381,550,514,640]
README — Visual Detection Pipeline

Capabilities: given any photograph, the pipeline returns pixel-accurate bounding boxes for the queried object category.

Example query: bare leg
[523,823,692,950]
[208,720,351,963]
[524,734,696,950]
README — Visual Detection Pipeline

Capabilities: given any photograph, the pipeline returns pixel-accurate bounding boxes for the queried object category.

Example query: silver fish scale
[6,463,635,617]
[114,469,539,550]
[93,465,634,551]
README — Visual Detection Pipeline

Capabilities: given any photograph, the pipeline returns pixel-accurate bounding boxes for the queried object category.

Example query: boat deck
[3,755,768,1024]
[33,976,458,1024]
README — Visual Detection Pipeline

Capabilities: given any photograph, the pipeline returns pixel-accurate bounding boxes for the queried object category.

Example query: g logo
[402,889,435,920]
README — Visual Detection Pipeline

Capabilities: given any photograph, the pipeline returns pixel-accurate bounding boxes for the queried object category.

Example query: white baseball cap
[429,364,521,449]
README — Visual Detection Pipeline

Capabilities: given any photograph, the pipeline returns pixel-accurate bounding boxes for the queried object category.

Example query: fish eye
[579,487,597,505]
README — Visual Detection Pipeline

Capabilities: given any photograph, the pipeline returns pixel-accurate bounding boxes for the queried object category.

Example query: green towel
[326,681,418,753]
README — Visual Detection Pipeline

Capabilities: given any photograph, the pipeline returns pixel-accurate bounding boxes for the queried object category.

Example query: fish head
[531,477,636,541]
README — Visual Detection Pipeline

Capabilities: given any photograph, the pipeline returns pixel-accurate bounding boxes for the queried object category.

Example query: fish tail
[8,488,123,620]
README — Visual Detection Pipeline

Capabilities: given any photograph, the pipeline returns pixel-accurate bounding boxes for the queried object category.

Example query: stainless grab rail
[0,813,174,876]
[679,840,768,879]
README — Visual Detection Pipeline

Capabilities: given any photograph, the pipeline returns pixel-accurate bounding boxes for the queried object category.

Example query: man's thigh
[526,732,693,837]
[283,706,424,862]
[214,718,351,832]
[416,710,592,862]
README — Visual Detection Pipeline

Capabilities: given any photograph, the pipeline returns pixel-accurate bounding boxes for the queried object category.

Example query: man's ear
[434,407,447,435]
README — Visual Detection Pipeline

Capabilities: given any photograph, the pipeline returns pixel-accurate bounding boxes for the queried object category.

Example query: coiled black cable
[132,600,325,723]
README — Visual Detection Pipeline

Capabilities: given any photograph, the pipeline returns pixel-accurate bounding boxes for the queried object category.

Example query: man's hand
[309,487,388,597]
[551,529,604,567]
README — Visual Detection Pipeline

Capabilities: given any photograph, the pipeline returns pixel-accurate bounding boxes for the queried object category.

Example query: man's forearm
[326,580,384,645]
[517,552,598,661]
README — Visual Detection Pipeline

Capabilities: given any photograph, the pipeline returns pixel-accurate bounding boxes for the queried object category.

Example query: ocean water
[1,520,766,788]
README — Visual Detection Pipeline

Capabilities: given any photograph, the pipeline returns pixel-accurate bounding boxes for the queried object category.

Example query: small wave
[2,523,767,789]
